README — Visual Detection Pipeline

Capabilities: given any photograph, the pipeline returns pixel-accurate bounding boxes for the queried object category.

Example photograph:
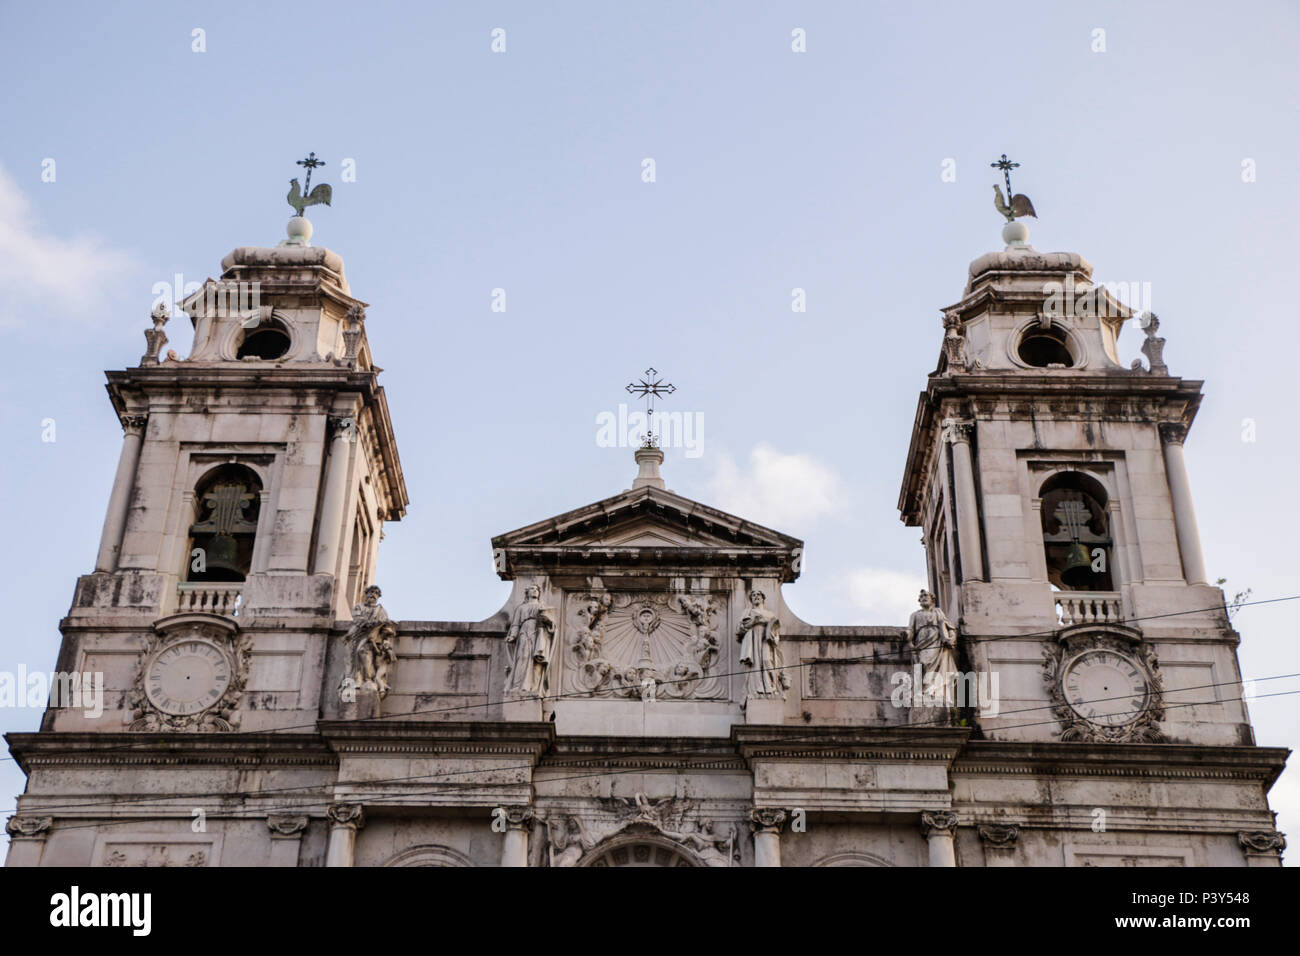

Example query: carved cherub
[573,593,613,662]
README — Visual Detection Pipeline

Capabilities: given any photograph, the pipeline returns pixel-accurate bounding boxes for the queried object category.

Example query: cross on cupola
[625,367,676,448]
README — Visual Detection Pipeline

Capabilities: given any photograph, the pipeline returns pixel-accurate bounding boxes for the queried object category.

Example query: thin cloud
[844,567,929,625]
[0,166,135,327]
[706,442,844,529]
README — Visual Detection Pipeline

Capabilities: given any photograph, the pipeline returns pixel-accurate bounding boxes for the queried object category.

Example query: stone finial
[342,304,366,367]
[1129,312,1168,374]
[140,302,170,366]
[632,443,666,490]
[942,311,967,372]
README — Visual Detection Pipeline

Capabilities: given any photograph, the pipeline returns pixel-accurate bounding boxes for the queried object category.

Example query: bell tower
[58,193,408,734]
[898,193,1251,747]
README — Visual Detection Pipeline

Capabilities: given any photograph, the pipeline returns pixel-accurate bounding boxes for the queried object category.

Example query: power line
[8,679,1298,822]
[4,592,1295,766]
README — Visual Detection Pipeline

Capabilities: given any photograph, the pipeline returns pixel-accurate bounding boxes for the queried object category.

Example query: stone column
[978,823,1019,866]
[324,803,364,867]
[4,816,52,867]
[501,807,533,867]
[266,814,309,867]
[942,420,984,582]
[921,811,958,867]
[750,808,787,867]
[313,416,354,577]
[1158,423,1207,585]
[95,415,148,572]
[1239,831,1285,868]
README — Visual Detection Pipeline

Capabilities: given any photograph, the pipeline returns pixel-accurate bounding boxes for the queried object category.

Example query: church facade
[4,216,1287,867]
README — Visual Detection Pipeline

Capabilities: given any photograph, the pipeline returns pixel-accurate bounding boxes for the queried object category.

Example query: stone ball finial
[1001,219,1030,250]
[285,216,313,246]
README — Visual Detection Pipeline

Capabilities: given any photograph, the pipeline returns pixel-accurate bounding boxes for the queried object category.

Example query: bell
[1060,541,1093,588]
[198,533,245,580]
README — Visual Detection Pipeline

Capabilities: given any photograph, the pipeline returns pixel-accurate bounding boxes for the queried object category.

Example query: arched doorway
[578,832,704,867]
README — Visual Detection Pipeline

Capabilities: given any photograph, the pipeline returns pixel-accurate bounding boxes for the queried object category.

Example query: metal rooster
[287,178,332,217]
[992,183,1036,221]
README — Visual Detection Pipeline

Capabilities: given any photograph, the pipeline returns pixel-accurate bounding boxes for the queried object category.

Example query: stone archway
[383,844,474,867]
[577,831,705,868]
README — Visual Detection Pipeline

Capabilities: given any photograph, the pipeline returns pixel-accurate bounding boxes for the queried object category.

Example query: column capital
[5,815,53,841]
[749,807,788,835]
[327,415,356,440]
[266,813,310,838]
[503,806,534,831]
[1157,421,1188,446]
[920,810,959,838]
[940,418,975,445]
[326,803,365,831]
[1239,830,1286,855]
[977,823,1019,847]
[119,413,149,435]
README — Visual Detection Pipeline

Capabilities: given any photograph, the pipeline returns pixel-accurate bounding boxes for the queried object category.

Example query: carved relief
[540,793,741,867]
[1042,628,1166,743]
[103,845,209,867]
[128,618,251,732]
[563,592,725,699]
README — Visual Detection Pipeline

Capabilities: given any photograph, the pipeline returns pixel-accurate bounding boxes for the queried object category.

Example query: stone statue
[545,815,595,867]
[737,589,789,699]
[341,585,397,702]
[908,590,959,709]
[505,584,556,696]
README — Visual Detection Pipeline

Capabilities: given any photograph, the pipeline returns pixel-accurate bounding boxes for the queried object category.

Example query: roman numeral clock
[1042,625,1167,743]
[128,615,252,733]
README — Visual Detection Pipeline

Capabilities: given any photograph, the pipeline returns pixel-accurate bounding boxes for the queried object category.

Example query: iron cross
[296,152,325,194]
[626,367,676,443]
[990,153,1020,202]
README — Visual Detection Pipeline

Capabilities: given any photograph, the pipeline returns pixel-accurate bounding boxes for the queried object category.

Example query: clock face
[145,639,232,716]
[1062,649,1149,728]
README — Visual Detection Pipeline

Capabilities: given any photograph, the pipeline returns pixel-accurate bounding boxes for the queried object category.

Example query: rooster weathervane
[287,152,333,217]
[990,153,1036,222]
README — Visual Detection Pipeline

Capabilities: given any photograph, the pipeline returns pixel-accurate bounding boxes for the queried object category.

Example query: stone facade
[4,228,1286,867]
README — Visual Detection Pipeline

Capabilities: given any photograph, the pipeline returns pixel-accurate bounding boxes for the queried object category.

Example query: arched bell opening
[1039,471,1113,592]
[185,464,262,582]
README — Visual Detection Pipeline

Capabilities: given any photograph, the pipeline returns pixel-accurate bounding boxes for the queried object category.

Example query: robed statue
[341,585,398,701]
[736,589,789,699]
[907,590,959,709]
[505,584,556,697]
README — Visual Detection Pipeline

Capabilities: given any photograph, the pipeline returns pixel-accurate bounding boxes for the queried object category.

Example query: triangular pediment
[491,485,802,581]
[493,486,799,550]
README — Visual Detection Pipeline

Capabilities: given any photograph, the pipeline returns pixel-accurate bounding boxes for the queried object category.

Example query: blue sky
[1,1,1296,859]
